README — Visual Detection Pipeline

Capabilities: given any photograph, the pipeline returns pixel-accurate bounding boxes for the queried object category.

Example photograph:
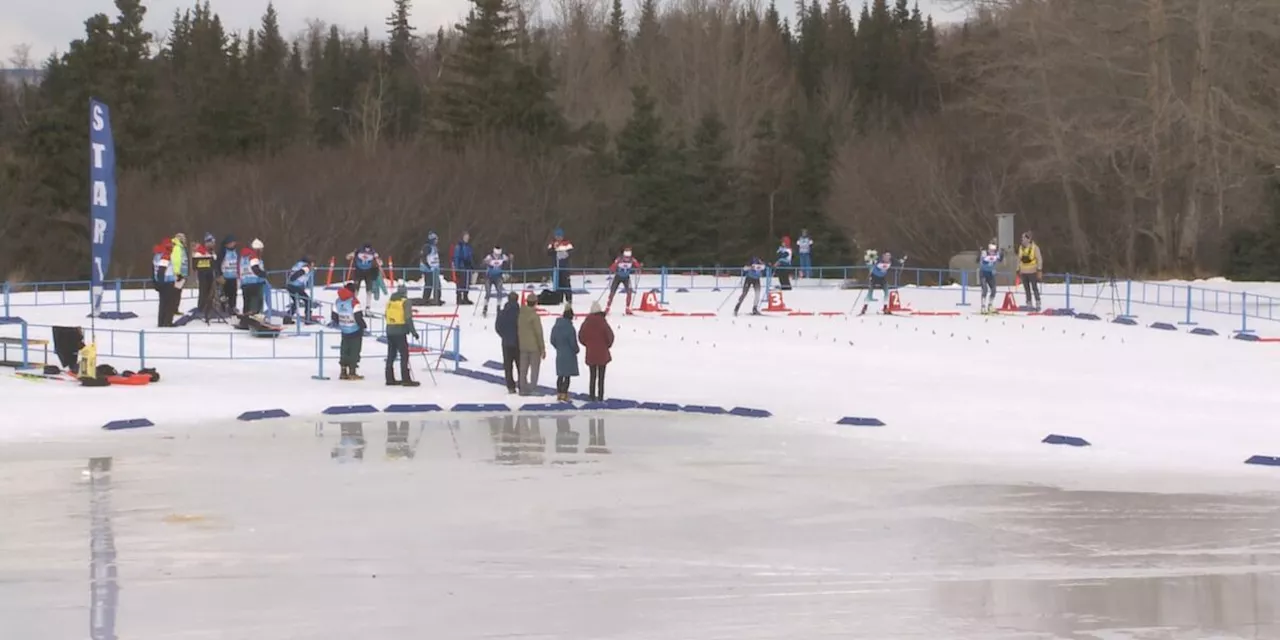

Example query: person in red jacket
[577,301,615,401]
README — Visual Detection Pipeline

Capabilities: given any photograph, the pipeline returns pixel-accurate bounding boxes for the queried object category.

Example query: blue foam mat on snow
[321,404,380,415]
[837,416,885,426]
[452,403,511,412]
[681,404,727,415]
[1042,434,1091,447]
[384,404,443,413]
[1245,455,1280,467]
[729,407,772,418]
[237,409,291,421]
[102,418,154,430]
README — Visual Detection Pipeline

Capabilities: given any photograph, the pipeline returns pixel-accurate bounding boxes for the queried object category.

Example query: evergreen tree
[385,0,423,140]
[607,0,627,67]
[687,112,739,262]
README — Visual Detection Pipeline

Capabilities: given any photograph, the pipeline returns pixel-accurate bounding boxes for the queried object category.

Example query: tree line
[1,0,1278,282]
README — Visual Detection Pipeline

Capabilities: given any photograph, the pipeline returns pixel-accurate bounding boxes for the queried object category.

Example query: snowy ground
[2,276,1279,474]
[3,275,1280,637]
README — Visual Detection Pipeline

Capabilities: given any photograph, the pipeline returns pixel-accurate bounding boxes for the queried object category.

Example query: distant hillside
[0,68,43,87]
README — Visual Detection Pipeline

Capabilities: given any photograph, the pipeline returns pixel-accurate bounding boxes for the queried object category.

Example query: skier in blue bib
[977,241,1003,313]
[481,246,512,318]
[733,257,767,316]
[286,256,315,319]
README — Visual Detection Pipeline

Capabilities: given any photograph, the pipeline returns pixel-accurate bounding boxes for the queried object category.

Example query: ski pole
[846,287,866,315]
[716,277,743,312]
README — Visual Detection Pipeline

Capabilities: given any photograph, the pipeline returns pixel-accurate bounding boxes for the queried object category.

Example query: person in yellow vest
[167,232,188,321]
[1018,231,1043,310]
[384,282,420,387]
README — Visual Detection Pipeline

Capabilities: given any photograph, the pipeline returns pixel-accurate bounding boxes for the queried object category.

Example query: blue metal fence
[4,264,1280,335]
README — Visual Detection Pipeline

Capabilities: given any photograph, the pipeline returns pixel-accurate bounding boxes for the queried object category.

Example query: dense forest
[1,0,1279,281]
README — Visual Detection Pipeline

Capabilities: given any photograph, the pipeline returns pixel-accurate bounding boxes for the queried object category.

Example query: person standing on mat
[796,229,814,278]
[547,228,574,304]
[578,301,614,402]
[384,282,420,387]
[516,295,546,395]
[153,238,177,327]
[495,292,521,394]
[1018,231,1044,310]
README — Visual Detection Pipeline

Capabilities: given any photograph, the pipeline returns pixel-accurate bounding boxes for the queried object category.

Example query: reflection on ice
[1,412,1278,639]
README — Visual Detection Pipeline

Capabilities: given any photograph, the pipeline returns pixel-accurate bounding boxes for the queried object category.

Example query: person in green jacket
[516,296,546,395]
[384,283,420,387]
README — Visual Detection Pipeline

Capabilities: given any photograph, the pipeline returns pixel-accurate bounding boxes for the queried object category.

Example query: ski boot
[750,308,762,316]
[348,366,364,381]
[733,304,741,317]
[340,366,351,381]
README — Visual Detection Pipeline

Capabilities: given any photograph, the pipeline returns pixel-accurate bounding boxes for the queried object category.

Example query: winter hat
[223,234,236,245]
[590,301,603,314]
[507,292,519,304]
[251,238,264,250]
[782,236,791,247]
[396,280,407,294]
[343,280,357,293]
[427,231,438,243]
[203,232,215,244]
[553,228,564,238]
[563,305,574,319]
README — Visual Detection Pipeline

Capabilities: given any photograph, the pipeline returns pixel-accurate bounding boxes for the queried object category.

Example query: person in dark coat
[494,292,521,393]
[577,301,614,401]
[550,306,580,402]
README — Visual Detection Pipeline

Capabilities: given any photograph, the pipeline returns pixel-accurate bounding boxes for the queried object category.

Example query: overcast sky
[3,0,966,66]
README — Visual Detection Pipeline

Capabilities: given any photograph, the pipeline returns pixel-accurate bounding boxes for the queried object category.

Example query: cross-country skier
[215,235,239,313]
[239,239,267,317]
[481,246,512,318]
[607,247,642,314]
[867,251,894,302]
[419,231,443,306]
[547,228,574,304]
[286,256,315,319]
[775,236,794,290]
[192,233,217,319]
[796,229,814,278]
[977,241,1002,313]
[346,242,383,309]
[332,282,367,380]
[733,257,767,316]
[452,232,475,305]
[1018,231,1043,310]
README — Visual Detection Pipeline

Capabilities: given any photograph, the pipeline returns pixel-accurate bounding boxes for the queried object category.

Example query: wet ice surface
[2,414,1279,640]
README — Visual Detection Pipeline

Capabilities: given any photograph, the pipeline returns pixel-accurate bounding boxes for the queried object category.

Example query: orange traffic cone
[1000,292,1018,312]
[765,291,790,312]
[639,290,666,312]
[887,290,908,313]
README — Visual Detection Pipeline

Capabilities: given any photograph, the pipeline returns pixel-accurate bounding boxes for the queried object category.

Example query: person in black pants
[494,292,521,393]
[192,233,217,319]
[214,236,239,313]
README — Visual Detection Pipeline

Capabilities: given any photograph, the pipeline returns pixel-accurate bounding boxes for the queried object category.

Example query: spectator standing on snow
[796,229,814,278]
[495,292,521,393]
[516,295,546,395]
[1018,231,1044,310]
[419,231,443,306]
[550,306,580,402]
[577,301,614,402]
[192,233,217,318]
[333,282,367,380]
[774,236,794,290]
[452,232,475,305]
[153,238,176,327]
[384,282,420,387]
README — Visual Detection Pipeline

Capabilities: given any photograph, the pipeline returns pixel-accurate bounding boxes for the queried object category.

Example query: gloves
[174,279,184,289]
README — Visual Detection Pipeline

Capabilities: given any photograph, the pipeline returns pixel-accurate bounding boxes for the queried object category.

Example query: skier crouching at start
[977,241,1002,313]
[607,247,642,314]
[733,257,767,316]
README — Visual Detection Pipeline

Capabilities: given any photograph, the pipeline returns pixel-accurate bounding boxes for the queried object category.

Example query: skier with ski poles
[606,247,642,315]
[733,257,767,316]
[481,246,513,318]
[977,241,1002,313]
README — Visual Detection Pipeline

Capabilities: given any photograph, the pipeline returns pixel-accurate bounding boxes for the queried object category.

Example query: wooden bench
[0,336,50,367]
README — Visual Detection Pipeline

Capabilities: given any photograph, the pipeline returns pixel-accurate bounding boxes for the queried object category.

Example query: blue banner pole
[88,99,118,338]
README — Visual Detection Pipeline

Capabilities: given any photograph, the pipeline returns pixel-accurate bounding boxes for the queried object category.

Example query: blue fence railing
[4,265,1280,334]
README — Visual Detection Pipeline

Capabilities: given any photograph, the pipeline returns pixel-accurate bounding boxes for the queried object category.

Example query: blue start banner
[89,99,117,314]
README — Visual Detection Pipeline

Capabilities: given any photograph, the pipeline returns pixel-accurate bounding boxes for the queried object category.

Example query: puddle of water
[1,413,1278,639]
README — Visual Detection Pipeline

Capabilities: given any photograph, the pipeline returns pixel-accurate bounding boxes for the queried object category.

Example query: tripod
[1087,270,1123,319]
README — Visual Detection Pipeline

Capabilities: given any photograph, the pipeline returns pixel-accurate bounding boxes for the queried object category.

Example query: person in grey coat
[516,296,546,395]
[494,292,520,393]
[550,306,580,402]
